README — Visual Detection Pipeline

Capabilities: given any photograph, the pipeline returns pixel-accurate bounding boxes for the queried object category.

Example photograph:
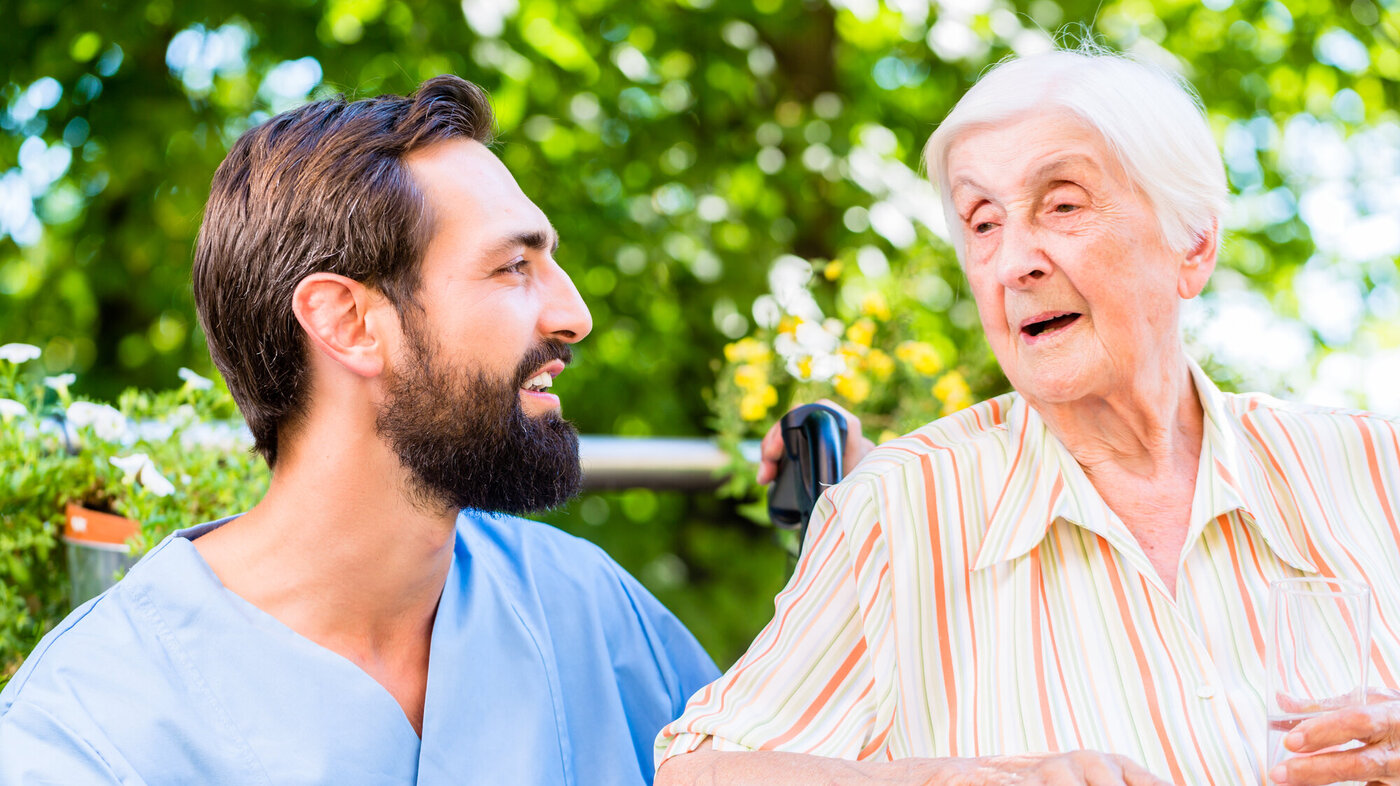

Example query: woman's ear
[291,273,390,379]
[1178,219,1219,299]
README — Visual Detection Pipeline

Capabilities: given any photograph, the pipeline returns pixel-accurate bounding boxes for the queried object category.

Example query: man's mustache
[514,340,574,387]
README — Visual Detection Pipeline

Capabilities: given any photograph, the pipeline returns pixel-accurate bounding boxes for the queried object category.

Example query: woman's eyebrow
[1029,155,1098,185]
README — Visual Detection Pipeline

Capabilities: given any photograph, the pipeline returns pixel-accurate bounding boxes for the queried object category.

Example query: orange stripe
[986,410,1031,545]
[1356,418,1400,549]
[1218,513,1265,655]
[1098,538,1188,785]
[861,562,890,628]
[764,638,869,749]
[1039,557,1085,748]
[1137,573,1216,780]
[854,520,883,576]
[1030,549,1057,748]
[858,722,893,760]
[921,454,960,755]
[804,679,875,755]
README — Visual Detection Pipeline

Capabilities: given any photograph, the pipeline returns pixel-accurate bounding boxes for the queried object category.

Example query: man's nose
[994,222,1052,289]
[540,261,593,343]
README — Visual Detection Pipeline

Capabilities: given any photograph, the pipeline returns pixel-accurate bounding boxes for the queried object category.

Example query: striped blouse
[658,361,1400,784]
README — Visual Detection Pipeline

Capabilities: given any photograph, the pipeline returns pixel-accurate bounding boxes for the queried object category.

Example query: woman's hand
[1270,690,1400,785]
[755,399,876,486]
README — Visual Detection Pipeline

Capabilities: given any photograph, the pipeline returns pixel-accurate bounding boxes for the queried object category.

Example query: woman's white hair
[924,45,1228,257]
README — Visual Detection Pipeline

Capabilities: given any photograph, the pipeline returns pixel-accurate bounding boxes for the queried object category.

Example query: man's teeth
[522,371,553,392]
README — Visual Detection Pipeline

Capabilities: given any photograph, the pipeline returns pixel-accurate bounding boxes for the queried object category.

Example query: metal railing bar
[579,436,760,491]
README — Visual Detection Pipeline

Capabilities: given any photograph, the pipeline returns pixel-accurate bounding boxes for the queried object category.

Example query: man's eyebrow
[484,228,560,258]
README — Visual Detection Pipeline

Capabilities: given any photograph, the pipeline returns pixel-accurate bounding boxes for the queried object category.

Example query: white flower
[767,255,824,322]
[785,352,848,382]
[773,317,848,383]
[67,401,129,442]
[109,453,176,497]
[44,373,76,395]
[139,464,176,497]
[179,421,252,452]
[177,367,213,391]
[108,453,150,480]
[0,343,41,364]
[0,398,27,420]
[793,320,840,355]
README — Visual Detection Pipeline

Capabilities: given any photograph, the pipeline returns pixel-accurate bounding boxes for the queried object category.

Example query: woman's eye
[1053,203,1078,214]
[974,221,996,234]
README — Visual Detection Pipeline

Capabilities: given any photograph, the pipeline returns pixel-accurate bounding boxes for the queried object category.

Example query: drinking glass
[1266,577,1372,786]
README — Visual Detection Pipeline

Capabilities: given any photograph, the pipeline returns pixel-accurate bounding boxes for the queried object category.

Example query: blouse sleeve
[655,479,894,768]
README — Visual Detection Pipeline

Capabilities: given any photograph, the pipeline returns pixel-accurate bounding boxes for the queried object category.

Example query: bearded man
[0,76,717,785]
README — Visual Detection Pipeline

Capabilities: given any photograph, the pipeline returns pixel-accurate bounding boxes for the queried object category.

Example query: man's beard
[375,329,583,516]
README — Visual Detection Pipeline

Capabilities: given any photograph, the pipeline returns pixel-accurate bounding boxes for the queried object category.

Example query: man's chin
[518,389,562,417]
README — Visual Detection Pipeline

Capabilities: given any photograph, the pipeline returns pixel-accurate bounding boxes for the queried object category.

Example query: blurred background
[3,0,1398,666]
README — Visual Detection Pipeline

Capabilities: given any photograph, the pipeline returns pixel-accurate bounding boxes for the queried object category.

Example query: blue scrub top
[0,511,718,784]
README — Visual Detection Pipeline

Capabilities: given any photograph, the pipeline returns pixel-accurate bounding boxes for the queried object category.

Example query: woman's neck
[1029,356,1204,481]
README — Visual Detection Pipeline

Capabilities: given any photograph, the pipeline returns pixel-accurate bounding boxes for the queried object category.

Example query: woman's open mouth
[1020,312,1081,340]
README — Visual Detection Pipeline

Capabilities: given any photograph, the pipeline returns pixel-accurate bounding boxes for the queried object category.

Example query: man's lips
[520,359,567,395]
[1019,311,1082,339]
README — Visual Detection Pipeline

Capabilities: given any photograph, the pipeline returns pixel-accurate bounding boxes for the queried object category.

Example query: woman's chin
[1013,367,1104,407]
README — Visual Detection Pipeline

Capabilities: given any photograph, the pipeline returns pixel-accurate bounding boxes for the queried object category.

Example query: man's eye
[499,260,528,275]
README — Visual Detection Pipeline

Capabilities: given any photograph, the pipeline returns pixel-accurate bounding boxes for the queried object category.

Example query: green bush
[0,345,267,684]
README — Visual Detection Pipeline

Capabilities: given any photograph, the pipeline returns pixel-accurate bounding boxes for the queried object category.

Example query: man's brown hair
[193,75,494,467]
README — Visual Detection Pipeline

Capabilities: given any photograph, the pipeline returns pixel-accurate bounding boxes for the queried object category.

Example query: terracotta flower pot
[62,504,140,608]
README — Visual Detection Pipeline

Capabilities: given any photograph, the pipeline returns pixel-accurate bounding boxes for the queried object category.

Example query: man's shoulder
[2,540,187,715]
[0,538,201,780]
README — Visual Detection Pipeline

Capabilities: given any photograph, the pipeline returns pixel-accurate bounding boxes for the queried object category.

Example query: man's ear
[1177,219,1219,299]
[291,273,392,379]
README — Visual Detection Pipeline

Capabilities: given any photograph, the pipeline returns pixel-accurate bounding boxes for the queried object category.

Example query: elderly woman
[656,48,1400,786]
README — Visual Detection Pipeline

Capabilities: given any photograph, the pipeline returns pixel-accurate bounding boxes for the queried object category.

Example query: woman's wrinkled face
[946,112,1212,406]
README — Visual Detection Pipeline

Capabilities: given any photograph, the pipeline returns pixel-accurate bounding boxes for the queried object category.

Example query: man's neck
[192,417,456,734]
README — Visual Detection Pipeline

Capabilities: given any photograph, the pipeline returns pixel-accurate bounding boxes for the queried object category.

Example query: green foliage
[0,347,267,684]
[2,0,1397,668]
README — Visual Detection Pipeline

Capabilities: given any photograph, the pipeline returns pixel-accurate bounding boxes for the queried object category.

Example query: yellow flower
[877,429,900,444]
[823,260,844,281]
[733,363,766,392]
[845,318,876,348]
[896,341,943,376]
[739,394,768,422]
[833,372,871,405]
[795,356,814,380]
[865,348,895,380]
[860,291,891,321]
[862,347,896,381]
[739,385,780,421]
[838,345,866,370]
[724,337,771,364]
[934,370,973,416]
[777,316,800,336]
